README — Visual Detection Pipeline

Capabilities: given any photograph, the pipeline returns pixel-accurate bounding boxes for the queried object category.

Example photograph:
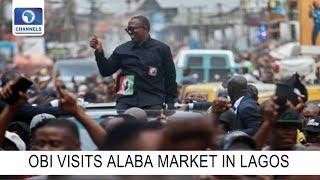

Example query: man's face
[124,130,161,150]
[126,18,148,43]
[32,127,80,151]
[303,108,319,125]
[306,131,320,143]
[271,125,297,150]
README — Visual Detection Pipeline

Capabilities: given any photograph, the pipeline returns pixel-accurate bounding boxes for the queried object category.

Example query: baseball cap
[30,113,56,131]
[304,116,320,133]
[276,109,302,127]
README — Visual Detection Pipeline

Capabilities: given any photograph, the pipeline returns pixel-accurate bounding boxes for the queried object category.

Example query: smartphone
[2,77,33,104]
[275,83,290,115]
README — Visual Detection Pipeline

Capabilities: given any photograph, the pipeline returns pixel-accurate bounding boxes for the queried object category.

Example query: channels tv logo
[13,6,44,36]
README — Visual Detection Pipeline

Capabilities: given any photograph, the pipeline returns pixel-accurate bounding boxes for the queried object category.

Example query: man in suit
[227,75,261,136]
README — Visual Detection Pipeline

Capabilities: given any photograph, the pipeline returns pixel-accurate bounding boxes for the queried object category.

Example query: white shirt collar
[233,96,244,113]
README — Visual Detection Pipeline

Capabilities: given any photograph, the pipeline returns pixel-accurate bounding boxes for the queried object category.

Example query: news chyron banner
[12,0,45,36]
[299,0,320,54]
[0,151,320,175]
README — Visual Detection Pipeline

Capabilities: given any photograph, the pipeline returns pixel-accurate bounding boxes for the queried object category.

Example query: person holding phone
[0,71,66,125]
[90,16,177,111]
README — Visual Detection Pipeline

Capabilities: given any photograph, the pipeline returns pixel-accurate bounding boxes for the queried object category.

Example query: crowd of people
[0,69,319,178]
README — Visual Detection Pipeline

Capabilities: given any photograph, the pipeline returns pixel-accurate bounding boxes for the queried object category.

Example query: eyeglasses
[125,26,143,34]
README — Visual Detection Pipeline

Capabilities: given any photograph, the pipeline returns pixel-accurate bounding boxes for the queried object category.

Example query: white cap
[30,113,56,131]
[5,131,26,151]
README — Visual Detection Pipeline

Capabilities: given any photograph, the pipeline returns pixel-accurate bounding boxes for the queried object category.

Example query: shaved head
[227,75,248,103]
[124,107,148,121]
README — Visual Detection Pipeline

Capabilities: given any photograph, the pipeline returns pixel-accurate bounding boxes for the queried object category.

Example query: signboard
[22,37,45,56]
[299,0,320,54]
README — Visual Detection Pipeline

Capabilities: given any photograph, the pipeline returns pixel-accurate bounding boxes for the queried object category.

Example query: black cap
[304,116,320,133]
[219,131,256,150]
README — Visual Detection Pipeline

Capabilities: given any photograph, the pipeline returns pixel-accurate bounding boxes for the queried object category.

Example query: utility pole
[88,0,97,38]
[63,0,78,41]
[198,6,204,48]
[0,0,6,40]
[216,3,224,38]
[241,0,251,48]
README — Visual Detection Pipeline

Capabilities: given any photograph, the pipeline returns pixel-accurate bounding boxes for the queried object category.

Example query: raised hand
[57,84,82,116]
[211,97,231,114]
[90,34,103,52]
[259,97,280,125]
[0,80,28,109]
[295,97,306,114]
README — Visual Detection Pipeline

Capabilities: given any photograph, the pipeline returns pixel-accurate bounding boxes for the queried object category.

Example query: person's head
[124,107,148,121]
[83,92,97,102]
[314,0,320,8]
[304,117,320,143]
[161,115,214,150]
[183,68,191,76]
[227,75,248,103]
[102,120,162,150]
[242,67,249,74]
[31,118,80,151]
[302,104,320,125]
[270,109,302,150]
[247,84,259,102]
[219,131,256,150]
[100,114,138,131]
[126,16,150,43]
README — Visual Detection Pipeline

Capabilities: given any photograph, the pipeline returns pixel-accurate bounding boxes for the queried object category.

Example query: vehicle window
[209,69,229,82]
[210,56,227,67]
[187,56,203,67]
[190,69,204,82]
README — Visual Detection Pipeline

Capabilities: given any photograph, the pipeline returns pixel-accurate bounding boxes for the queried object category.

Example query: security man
[90,16,177,110]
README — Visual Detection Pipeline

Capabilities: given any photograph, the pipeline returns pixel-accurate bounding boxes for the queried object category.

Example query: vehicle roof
[184,83,276,93]
[54,59,96,65]
[178,49,234,54]
[175,49,235,68]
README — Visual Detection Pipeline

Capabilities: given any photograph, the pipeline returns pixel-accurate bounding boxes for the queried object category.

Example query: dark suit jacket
[235,96,261,136]
[192,101,211,111]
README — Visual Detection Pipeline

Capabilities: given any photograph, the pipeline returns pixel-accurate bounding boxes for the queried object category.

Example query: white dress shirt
[233,96,244,114]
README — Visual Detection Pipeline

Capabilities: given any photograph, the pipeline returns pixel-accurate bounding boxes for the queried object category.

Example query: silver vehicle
[53,59,99,88]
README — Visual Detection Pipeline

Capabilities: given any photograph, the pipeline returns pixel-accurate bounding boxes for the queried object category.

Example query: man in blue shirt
[311,1,320,45]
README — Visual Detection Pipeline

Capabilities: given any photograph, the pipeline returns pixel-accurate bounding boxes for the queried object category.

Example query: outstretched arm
[90,35,120,76]
[0,81,28,147]
[57,85,107,149]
